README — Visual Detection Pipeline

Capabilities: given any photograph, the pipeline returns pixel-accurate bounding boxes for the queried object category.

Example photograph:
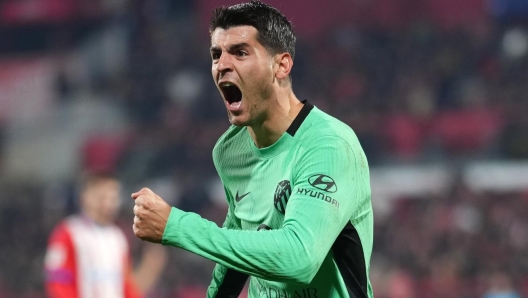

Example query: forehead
[86,180,120,192]
[211,25,259,47]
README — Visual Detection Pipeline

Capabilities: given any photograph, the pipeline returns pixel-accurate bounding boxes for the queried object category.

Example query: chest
[224,154,296,231]
[66,219,127,283]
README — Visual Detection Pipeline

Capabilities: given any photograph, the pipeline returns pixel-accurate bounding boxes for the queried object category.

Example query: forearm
[132,244,166,295]
[162,208,325,284]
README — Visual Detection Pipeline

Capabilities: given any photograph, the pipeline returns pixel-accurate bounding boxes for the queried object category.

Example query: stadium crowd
[0,0,527,297]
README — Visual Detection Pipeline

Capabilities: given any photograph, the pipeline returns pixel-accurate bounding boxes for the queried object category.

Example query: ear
[274,53,293,81]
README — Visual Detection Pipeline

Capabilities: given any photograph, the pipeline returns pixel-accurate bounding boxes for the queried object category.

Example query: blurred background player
[44,171,166,298]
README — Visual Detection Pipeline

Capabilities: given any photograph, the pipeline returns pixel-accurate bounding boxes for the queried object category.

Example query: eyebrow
[210,42,250,53]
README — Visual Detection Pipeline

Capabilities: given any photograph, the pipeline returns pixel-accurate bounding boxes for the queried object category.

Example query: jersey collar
[286,99,314,137]
[249,100,314,158]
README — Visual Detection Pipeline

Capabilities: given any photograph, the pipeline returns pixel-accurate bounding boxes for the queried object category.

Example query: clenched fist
[132,188,172,243]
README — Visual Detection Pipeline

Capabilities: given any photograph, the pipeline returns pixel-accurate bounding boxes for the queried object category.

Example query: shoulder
[296,107,363,154]
[212,125,252,171]
[108,224,128,241]
[291,106,370,175]
[213,125,246,155]
[45,220,75,270]
[61,215,90,233]
[49,218,74,241]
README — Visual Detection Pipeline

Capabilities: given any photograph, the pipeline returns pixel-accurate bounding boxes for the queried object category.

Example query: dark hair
[210,1,296,60]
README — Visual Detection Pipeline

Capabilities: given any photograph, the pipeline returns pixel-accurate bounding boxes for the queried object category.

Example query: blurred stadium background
[1,0,528,297]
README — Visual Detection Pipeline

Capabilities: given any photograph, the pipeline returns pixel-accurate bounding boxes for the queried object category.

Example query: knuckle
[143,199,152,208]
[136,209,145,218]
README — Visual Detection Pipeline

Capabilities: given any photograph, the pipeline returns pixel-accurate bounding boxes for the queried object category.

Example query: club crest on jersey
[274,180,291,214]
[308,174,337,193]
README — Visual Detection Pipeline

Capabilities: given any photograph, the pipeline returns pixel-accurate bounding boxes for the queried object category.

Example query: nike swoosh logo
[235,191,250,202]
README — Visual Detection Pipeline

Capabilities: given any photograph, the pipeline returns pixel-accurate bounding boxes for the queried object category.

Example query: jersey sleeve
[44,223,77,298]
[207,187,249,298]
[163,136,369,285]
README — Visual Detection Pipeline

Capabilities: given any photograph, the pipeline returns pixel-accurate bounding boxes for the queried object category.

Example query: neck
[83,211,111,226]
[248,90,303,148]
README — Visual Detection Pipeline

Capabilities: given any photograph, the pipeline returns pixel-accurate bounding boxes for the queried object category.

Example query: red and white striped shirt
[44,215,141,298]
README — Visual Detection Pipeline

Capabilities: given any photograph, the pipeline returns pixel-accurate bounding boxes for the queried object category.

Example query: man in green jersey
[131,1,374,297]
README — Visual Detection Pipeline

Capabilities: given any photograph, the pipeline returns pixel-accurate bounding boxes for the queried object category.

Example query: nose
[215,53,233,76]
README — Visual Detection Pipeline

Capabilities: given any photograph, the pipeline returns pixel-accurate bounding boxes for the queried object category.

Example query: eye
[211,51,221,61]
[236,50,248,57]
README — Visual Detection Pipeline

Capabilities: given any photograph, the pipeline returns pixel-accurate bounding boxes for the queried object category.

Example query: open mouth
[220,83,242,107]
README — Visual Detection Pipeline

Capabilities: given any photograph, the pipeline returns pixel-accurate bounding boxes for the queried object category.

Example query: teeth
[220,82,233,87]
[230,101,242,108]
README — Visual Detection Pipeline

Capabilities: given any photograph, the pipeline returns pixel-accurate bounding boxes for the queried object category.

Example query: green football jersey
[162,101,374,298]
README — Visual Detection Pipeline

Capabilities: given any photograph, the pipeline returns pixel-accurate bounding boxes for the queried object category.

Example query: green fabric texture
[162,105,374,298]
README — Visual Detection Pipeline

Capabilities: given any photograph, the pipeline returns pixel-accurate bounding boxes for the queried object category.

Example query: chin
[228,113,249,127]
[229,118,246,127]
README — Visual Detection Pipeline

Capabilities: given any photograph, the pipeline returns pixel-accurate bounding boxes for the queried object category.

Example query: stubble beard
[228,80,274,128]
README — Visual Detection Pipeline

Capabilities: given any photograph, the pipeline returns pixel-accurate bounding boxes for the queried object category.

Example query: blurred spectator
[482,272,521,298]
[44,171,166,298]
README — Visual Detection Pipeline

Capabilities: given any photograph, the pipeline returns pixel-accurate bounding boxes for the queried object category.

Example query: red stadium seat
[429,107,503,153]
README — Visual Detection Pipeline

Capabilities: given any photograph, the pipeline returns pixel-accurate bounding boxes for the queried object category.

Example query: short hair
[78,170,119,193]
[210,1,296,60]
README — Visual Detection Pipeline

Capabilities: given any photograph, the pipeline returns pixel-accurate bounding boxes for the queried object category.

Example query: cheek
[100,194,120,213]
[248,60,271,78]
[109,198,121,212]
[243,66,271,96]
